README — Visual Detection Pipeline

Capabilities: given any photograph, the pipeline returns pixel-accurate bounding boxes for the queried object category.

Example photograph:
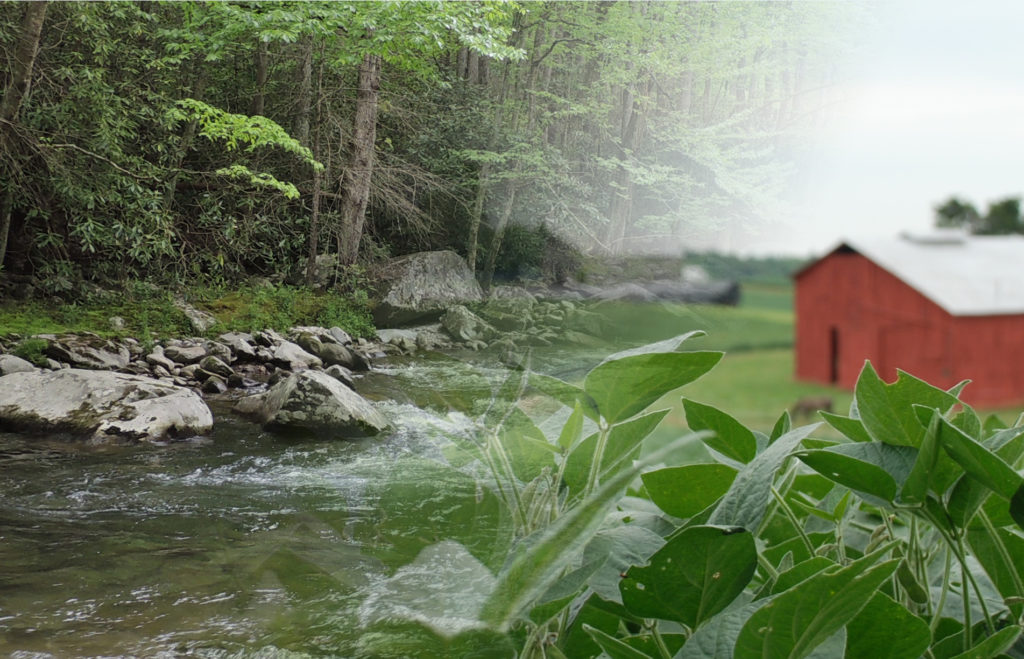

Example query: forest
[1,1,849,301]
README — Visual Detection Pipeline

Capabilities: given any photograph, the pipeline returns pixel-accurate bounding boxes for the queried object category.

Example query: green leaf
[709,424,819,531]
[583,625,653,659]
[584,351,722,424]
[820,411,873,443]
[845,592,931,659]
[855,362,959,447]
[734,550,899,659]
[937,417,1024,500]
[529,373,600,421]
[597,330,708,362]
[478,433,702,632]
[529,557,606,625]
[900,410,942,505]
[584,524,666,604]
[797,442,917,505]
[678,597,760,659]
[948,425,1024,526]
[770,411,792,443]
[557,402,585,451]
[767,557,835,597]
[619,525,756,628]
[966,525,1024,617]
[684,399,757,464]
[641,464,737,519]
[947,625,1021,659]
[563,410,670,496]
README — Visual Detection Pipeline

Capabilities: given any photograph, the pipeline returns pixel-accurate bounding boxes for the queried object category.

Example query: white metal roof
[831,232,1024,316]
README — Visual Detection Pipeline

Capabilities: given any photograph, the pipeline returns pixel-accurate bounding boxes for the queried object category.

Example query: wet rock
[145,345,177,373]
[295,332,324,358]
[202,340,233,365]
[328,327,353,345]
[198,355,233,379]
[324,364,356,390]
[0,369,213,443]
[236,371,388,437]
[0,354,35,375]
[318,342,356,368]
[441,305,497,343]
[218,332,257,361]
[272,341,322,371]
[44,335,131,371]
[201,375,228,394]
[373,250,483,326]
[163,343,207,365]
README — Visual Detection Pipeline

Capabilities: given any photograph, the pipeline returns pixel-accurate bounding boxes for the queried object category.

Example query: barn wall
[796,250,1024,407]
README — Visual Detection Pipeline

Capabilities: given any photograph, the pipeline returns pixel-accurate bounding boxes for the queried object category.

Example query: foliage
[204,283,375,338]
[345,335,1024,658]
[12,337,49,366]
[934,195,1023,235]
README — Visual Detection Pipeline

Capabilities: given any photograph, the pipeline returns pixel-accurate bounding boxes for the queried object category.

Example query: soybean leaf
[583,625,653,659]
[946,625,1021,659]
[821,411,873,443]
[797,442,917,506]
[642,464,738,519]
[966,525,1024,618]
[500,410,558,483]
[766,557,836,597]
[855,363,958,447]
[584,524,666,604]
[678,596,760,659]
[584,351,722,424]
[529,372,600,421]
[557,402,585,452]
[684,399,757,464]
[620,525,756,629]
[937,417,1024,501]
[709,424,819,531]
[948,425,1024,526]
[597,330,708,363]
[478,434,702,632]
[900,410,942,505]
[562,409,670,496]
[483,361,530,430]
[770,410,792,443]
[845,592,931,659]
[529,556,606,625]
[734,550,899,659]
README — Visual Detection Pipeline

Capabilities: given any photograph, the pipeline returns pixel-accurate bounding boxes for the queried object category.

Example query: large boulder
[0,354,36,375]
[440,305,497,343]
[0,369,213,443]
[43,334,131,370]
[236,371,388,437]
[373,251,483,326]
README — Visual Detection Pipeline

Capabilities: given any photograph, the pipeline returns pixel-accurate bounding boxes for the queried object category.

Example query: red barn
[794,232,1024,407]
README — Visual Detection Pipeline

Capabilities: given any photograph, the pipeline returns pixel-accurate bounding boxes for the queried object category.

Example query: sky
[735,0,1024,257]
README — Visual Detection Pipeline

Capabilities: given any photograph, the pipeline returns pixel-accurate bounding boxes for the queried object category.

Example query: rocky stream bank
[0,250,737,444]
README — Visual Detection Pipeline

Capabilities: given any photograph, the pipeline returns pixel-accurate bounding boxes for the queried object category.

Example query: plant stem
[647,621,673,659]
[930,546,952,634]
[583,423,610,500]
[771,486,814,557]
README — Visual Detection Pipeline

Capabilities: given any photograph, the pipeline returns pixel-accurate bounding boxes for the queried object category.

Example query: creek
[0,345,614,657]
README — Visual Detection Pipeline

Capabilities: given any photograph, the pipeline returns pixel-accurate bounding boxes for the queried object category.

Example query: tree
[933,195,1022,235]
[934,197,980,231]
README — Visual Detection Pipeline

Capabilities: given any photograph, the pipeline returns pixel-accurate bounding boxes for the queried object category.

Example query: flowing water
[0,348,611,658]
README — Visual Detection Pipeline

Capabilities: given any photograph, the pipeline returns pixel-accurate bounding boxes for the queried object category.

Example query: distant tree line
[934,196,1023,235]
[0,2,858,296]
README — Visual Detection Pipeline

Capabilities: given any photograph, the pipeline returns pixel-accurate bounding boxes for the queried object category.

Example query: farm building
[794,231,1024,407]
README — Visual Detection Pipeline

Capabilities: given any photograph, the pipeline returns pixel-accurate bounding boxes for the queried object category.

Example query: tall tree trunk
[0,1,48,273]
[251,39,268,116]
[162,72,206,214]
[303,42,325,287]
[480,183,517,292]
[337,52,381,265]
[294,37,313,144]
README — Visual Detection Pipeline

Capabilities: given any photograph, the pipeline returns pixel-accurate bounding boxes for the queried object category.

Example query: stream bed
[0,347,610,657]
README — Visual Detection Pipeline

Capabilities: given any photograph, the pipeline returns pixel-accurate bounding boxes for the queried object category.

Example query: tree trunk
[162,73,206,213]
[466,161,490,272]
[251,39,268,116]
[480,184,517,292]
[294,37,313,144]
[337,52,381,265]
[0,1,48,273]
